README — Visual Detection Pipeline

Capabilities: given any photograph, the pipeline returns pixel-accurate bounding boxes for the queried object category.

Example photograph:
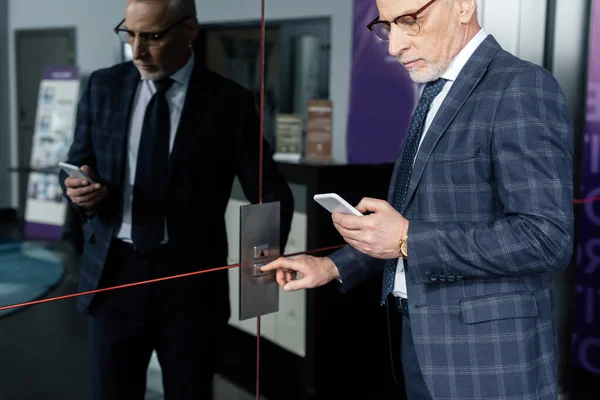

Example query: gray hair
[130,0,196,19]
[170,0,197,19]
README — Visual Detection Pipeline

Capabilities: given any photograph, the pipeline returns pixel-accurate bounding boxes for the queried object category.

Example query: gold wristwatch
[398,234,408,259]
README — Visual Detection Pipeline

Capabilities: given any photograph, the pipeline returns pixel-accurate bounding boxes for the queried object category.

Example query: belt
[388,294,409,318]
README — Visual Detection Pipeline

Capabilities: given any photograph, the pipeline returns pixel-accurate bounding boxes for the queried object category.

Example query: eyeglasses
[114,16,195,48]
[367,0,440,40]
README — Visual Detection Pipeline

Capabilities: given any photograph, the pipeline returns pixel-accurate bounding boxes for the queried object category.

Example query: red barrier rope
[0,243,346,320]
[257,0,267,398]
[258,0,265,207]
[284,244,346,257]
[0,245,346,314]
[0,263,239,313]
[6,187,599,318]
[256,311,262,400]
[574,195,600,204]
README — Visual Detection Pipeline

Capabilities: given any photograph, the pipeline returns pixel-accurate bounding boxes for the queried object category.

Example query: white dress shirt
[115,52,195,243]
[393,28,489,299]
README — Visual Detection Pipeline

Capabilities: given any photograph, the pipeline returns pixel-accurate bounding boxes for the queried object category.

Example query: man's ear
[458,0,478,24]
[184,18,200,45]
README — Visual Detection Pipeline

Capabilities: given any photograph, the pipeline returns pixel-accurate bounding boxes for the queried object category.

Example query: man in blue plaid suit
[60,0,293,398]
[262,0,574,399]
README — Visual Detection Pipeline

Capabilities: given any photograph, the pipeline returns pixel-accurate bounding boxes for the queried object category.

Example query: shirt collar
[142,49,195,88]
[441,28,488,82]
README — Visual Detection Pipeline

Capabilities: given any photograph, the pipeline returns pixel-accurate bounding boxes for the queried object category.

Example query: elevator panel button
[254,244,269,259]
[253,262,269,277]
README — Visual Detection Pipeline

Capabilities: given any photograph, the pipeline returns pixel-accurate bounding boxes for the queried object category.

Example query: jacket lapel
[167,59,212,184]
[400,35,502,213]
[112,64,140,183]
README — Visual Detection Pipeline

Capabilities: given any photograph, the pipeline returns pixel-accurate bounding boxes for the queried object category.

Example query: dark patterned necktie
[131,77,174,255]
[380,78,447,304]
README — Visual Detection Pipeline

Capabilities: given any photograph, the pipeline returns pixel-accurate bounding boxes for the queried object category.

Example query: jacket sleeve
[59,72,97,222]
[407,68,575,284]
[328,244,384,292]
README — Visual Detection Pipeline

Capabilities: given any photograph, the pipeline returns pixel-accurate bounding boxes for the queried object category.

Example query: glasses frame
[366,0,440,40]
[113,16,195,47]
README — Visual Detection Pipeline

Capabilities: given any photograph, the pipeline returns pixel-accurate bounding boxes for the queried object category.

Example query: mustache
[397,56,427,64]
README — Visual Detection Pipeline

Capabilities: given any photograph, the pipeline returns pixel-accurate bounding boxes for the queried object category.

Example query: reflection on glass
[198,18,331,157]
[204,26,281,147]
[2,2,338,400]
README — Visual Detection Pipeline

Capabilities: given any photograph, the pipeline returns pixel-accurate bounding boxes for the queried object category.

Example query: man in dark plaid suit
[262,0,574,399]
[60,0,294,399]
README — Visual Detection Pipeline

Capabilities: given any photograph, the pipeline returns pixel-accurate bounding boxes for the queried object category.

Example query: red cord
[257,1,266,398]
[284,244,345,258]
[258,0,266,207]
[0,244,346,314]
[256,313,261,400]
[574,195,600,204]
[0,263,239,313]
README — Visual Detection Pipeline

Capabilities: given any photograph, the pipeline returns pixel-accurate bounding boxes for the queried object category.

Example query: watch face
[401,241,408,256]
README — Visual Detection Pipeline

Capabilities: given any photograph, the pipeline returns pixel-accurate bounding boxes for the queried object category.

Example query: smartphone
[313,193,363,216]
[58,162,96,183]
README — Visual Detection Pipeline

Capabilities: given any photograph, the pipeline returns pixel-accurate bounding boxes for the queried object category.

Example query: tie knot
[422,78,447,100]
[153,77,174,94]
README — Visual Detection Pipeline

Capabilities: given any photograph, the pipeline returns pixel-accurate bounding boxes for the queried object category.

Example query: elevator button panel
[239,202,280,320]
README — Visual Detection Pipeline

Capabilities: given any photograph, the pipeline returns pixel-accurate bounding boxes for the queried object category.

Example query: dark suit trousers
[388,296,432,400]
[87,239,226,400]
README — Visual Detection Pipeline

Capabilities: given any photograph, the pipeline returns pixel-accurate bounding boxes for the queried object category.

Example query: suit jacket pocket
[459,292,538,324]
[429,152,485,163]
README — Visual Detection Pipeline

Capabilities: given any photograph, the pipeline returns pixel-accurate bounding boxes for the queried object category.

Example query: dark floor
[0,222,260,400]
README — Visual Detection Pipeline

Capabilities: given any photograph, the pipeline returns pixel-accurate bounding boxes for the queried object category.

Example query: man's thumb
[283,277,309,291]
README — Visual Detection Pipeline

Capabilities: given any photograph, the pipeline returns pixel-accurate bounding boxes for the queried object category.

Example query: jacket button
[447,276,455,282]
[456,275,464,281]
[430,276,439,282]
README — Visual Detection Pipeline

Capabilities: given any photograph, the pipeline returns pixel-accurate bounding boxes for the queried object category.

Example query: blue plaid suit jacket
[329,35,573,399]
[60,56,294,314]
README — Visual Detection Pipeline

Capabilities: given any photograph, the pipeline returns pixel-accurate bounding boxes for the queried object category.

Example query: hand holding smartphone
[59,162,96,184]
[60,162,107,209]
[313,193,362,216]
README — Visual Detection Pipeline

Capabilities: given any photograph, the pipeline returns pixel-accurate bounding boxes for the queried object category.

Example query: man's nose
[388,25,411,57]
[131,37,148,60]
